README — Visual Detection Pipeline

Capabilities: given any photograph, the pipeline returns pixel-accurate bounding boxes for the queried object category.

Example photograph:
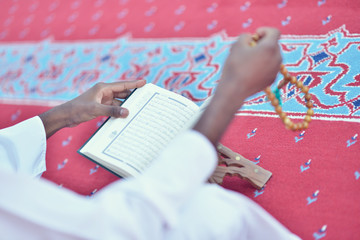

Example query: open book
[78,83,211,178]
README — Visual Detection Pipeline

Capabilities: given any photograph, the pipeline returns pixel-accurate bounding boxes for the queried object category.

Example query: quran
[78,83,211,177]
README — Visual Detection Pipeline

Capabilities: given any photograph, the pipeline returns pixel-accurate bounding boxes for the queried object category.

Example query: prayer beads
[251,34,313,131]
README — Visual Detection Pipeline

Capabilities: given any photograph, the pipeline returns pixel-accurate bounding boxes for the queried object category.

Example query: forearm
[38,81,146,139]
[193,84,246,146]
[38,104,71,139]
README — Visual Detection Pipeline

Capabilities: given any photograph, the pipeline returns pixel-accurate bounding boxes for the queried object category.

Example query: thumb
[96,104,129,118]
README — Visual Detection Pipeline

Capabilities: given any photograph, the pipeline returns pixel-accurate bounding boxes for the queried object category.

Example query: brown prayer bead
[264,87,272,95]
[283,117,291,125]
[306,101,313,108]
[302,86,309,94]
[304,115,312,123]
[290,76,297,84]
[279,112,287,120]
[285,121,293,130]
[286,73,292,80]
[290,123,297,131]
[280,64,285,72]
[271,98,279,107]
[268,93,276,101]
[286,123,294,130]
[275,105,282,114]
[296,81,303,88]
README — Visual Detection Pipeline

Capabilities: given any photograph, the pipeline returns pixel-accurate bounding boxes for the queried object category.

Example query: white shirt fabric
[0,116,301,240]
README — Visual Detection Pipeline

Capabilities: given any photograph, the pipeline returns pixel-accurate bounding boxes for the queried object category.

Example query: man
[0,28,300,239]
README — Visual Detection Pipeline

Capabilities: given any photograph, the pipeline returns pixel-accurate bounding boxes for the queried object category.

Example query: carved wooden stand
[209,144,272,189]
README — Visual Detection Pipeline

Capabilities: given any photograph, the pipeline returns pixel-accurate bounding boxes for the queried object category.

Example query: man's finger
[233,33,252,48]
[112,99,123,106]
[114,89,132,99]
[96,104,129,118]
[106,79,147,93]
[255,27,280,46]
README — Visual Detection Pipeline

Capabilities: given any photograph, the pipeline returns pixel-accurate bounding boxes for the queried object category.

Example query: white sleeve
[0,130,217,240]
[0,116,47,177]
[95,130,218,228]
[0,129,299,239]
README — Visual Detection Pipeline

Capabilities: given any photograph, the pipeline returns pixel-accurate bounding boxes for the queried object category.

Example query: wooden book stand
[209,144,272,189]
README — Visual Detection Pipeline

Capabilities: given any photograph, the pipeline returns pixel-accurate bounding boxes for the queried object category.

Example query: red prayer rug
[0,0,359,239]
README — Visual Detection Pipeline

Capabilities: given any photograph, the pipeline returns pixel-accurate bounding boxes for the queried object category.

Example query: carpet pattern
[0,0,359,239]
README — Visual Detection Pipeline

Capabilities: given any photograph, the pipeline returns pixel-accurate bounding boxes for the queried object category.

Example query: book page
[181,95,213,130]
[80,84,199,176]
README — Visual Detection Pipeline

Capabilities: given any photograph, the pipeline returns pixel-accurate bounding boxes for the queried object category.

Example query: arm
[193,27,282,145]
[39,80,146,138]
[0,80,145,176]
